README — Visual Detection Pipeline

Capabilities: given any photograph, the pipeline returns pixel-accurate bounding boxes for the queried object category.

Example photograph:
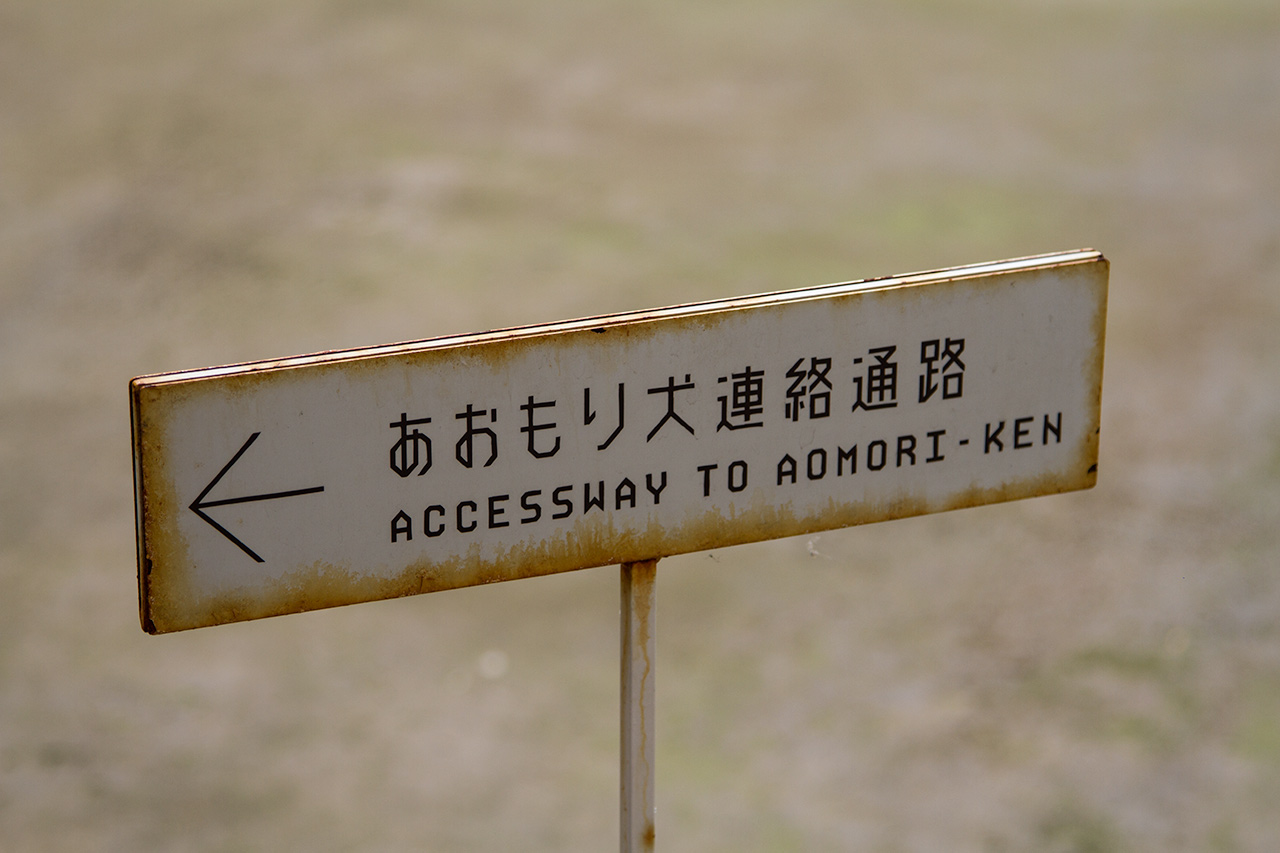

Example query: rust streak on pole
[621,558,658,853]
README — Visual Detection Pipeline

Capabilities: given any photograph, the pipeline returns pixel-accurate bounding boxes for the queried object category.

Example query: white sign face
[131,251,1107,633]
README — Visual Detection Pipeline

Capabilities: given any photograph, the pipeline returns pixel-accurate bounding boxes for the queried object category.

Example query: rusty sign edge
[129,250,1102,389]
[132,251,1108,634]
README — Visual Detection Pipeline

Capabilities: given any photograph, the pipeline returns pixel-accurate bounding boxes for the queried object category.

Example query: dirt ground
[2,0,1279,850]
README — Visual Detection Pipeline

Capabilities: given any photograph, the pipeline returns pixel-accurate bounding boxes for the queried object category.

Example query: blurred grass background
[2,0,1279,849]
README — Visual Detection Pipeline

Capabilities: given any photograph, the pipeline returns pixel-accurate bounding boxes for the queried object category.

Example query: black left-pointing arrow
[189,432,325,563]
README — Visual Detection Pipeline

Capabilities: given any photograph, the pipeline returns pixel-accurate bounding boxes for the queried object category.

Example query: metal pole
[621,558,658,853]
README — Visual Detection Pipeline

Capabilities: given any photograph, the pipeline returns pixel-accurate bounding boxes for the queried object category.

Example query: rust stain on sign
[131,250,1108,633]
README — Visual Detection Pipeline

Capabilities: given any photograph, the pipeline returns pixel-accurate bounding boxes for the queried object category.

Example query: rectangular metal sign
[132,250,1107,633]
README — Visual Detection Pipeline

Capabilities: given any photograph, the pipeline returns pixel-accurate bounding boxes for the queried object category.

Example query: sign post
[621,559,658,853]
[131,250,1108,849]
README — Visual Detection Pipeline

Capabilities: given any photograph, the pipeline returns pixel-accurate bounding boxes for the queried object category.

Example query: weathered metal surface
[131,250,1108,634]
